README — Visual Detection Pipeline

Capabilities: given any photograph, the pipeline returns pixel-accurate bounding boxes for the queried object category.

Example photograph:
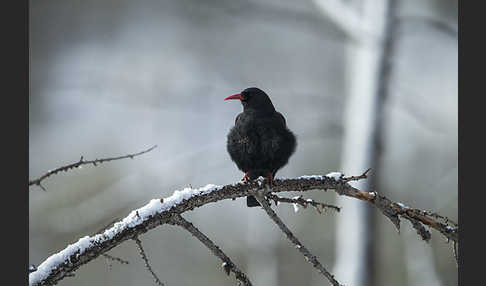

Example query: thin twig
[29,145,157,190]
[266,194,340,213]
[168,214,253,286]
[102,254,130,265]
[341,168,371,184]
[134,237,164,286]
[253,191,341,286]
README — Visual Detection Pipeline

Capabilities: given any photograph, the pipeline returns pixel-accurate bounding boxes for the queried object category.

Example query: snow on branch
[29,170,458,286]
[29,145,157,191]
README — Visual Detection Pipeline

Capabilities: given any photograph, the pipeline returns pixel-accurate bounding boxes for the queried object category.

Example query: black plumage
[225,87,297,207]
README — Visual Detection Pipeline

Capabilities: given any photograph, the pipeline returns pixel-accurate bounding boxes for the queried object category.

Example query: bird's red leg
[241,172,250,182]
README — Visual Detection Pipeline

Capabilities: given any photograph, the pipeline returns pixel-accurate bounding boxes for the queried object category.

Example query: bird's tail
[246,195,260,207]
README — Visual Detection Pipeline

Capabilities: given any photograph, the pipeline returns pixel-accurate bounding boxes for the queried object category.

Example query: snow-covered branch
[29,171,458,286]
[29,145,157,191]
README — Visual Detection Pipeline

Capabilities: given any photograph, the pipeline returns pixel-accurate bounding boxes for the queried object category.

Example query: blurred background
[29,0,457,285]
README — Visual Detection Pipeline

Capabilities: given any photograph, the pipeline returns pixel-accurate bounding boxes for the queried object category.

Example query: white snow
[297,175,325,180]
[292,196,300,213]
[325,172,343,180]
[293,203,300,213]
[29,183,222,285]
[297,172,342,181]
[396,202,410,209]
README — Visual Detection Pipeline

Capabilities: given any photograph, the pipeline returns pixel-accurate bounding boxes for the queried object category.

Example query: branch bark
[29,172,457,286]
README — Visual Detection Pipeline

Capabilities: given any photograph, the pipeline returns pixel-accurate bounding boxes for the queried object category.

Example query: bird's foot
[241,172,250,183]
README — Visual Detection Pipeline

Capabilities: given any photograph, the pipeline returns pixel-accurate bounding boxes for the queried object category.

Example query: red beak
[224,93,243,101]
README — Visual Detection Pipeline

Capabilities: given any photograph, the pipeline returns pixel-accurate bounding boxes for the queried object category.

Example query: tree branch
[168,214,252,286]
[29,145,157,191]
[254,190,341,286]
[29,171,457,286]
[134,237,165,286]
[265,193,340,214]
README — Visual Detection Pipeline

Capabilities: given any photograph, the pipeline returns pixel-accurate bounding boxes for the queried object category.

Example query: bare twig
[341,168,371,184]
[266,193,340,213]
[134,237,164,286]
[168,214,253,286]
[102,254,129,265]
[29,172,457,286]
[29,145,157,190]
[253,191,341,286]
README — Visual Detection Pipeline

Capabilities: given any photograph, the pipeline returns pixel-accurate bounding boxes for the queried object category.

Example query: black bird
[225,87,297,207]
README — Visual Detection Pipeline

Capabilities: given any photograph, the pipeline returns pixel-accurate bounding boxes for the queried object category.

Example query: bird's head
[224,87,275,113]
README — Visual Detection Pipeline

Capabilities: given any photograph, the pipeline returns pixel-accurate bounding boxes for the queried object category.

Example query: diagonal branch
[134,237,165,286]
[29,145,157,191]
[168,214,252,286]
[253,190,341,286]
[29,172,457,286]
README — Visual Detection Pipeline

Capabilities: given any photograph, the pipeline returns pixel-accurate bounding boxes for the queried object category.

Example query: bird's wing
[276,112,287,127]
[235,113,243,125]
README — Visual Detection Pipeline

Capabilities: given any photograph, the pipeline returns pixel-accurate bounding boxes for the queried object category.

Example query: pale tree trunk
[313,0,391,286]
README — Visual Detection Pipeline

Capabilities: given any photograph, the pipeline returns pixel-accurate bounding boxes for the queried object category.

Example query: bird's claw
[241,172,250,183]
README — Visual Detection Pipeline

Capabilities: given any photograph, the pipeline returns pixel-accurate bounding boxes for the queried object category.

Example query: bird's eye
[242,93,250,101]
